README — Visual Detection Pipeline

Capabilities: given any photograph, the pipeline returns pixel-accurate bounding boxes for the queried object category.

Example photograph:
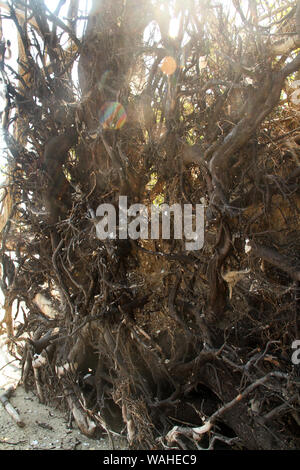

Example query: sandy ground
[0,337,127,451]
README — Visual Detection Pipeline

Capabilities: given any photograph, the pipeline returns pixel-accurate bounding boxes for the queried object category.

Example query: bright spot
[160,56,177,76]
[169,16,180,39]
[291,90,300,105]
[245,239,251,254]
[199,56,208,70]
[290,80,300,89]
[290,81,300,105]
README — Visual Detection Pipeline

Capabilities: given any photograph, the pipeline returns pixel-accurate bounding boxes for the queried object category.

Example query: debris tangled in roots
[0,0,300,450]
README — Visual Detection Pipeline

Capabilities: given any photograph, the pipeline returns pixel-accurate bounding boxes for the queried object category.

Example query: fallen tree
[0,0,300,450]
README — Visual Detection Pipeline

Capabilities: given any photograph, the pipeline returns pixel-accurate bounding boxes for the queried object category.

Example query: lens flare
[160,56,177,76]
[99,102,127,130]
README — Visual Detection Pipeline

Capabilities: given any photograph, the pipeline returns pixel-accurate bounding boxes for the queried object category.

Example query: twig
[165,372,297,445]
[0,387,25,428]
[0,439,27,446]
[0,358,18,371]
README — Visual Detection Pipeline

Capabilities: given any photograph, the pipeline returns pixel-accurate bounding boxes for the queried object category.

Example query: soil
[0,337,128,451]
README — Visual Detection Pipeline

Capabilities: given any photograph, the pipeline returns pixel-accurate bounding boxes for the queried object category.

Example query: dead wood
[0,0,300,450]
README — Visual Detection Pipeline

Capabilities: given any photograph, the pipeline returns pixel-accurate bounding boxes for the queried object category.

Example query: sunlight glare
[169,15,181,39]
